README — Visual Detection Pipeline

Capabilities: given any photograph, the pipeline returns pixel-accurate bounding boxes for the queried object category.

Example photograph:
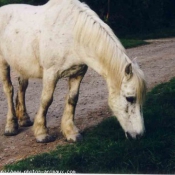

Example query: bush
[82,0,175,36]
[0,0,47,6]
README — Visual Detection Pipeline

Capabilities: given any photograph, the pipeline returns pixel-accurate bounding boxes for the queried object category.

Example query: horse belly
[4,54,43,79]
[13,58,43,79]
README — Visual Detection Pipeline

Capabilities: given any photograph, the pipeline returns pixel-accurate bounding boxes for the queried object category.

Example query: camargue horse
[0,0,146,143]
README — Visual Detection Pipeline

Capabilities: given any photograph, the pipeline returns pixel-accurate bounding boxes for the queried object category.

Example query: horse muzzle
[125,131,144,140]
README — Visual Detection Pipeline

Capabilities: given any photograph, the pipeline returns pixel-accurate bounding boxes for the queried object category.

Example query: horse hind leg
[61,66,87,142]
[15,77,33,127]
[0,61,18,135]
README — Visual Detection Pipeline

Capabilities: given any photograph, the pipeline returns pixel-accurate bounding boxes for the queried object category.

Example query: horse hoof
[4,129,18,136]
[67,134,83,143]
[19,119,33,127]
[4,123,18,136]
[36,135,56,143]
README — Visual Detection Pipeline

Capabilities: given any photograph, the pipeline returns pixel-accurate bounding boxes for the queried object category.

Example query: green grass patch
[118,26,175,49]
[121,39,148,48]
[4,78,175,173]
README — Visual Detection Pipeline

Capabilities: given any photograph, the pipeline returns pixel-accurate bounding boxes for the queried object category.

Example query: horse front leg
[0,64,18,135]
[16,77,33,127]
[61,68,87,142]
[33,70,58,143]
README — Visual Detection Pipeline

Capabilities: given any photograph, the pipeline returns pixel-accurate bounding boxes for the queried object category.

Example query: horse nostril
[126,132,133,140]
[136,133,142,140]
[126,132,143,140]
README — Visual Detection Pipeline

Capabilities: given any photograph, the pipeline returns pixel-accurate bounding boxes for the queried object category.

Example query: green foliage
[81,0,175,37]
[4,78,175,173]
[120,39,148,48]
[0,0,47,6]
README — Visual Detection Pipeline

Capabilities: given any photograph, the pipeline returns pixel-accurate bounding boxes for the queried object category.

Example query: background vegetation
[0,0,175,38]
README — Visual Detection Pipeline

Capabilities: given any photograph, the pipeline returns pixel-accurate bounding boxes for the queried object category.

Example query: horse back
[0,1,83,79]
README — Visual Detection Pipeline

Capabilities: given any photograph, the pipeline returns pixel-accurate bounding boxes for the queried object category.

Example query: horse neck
[76,41,128,96]
[73,4,129,87]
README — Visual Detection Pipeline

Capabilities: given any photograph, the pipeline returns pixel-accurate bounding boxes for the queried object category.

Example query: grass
[4,78,175,173]
[121,39,148,48]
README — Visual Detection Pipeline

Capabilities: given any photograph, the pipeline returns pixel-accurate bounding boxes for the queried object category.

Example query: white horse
[0,0,146,143]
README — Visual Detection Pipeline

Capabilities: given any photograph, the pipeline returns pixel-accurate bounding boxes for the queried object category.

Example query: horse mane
[132,63,147,104]
[71,0,146,103]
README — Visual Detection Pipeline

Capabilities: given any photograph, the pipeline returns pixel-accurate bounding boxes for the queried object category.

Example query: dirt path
[0,38,175,169]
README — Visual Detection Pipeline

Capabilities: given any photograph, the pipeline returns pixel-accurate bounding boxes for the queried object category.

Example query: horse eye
[126,96,136,103]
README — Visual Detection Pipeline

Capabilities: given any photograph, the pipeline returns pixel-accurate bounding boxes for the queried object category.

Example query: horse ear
[133,57,137,65]
[125,63,133,80]
[133,57,140,68]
